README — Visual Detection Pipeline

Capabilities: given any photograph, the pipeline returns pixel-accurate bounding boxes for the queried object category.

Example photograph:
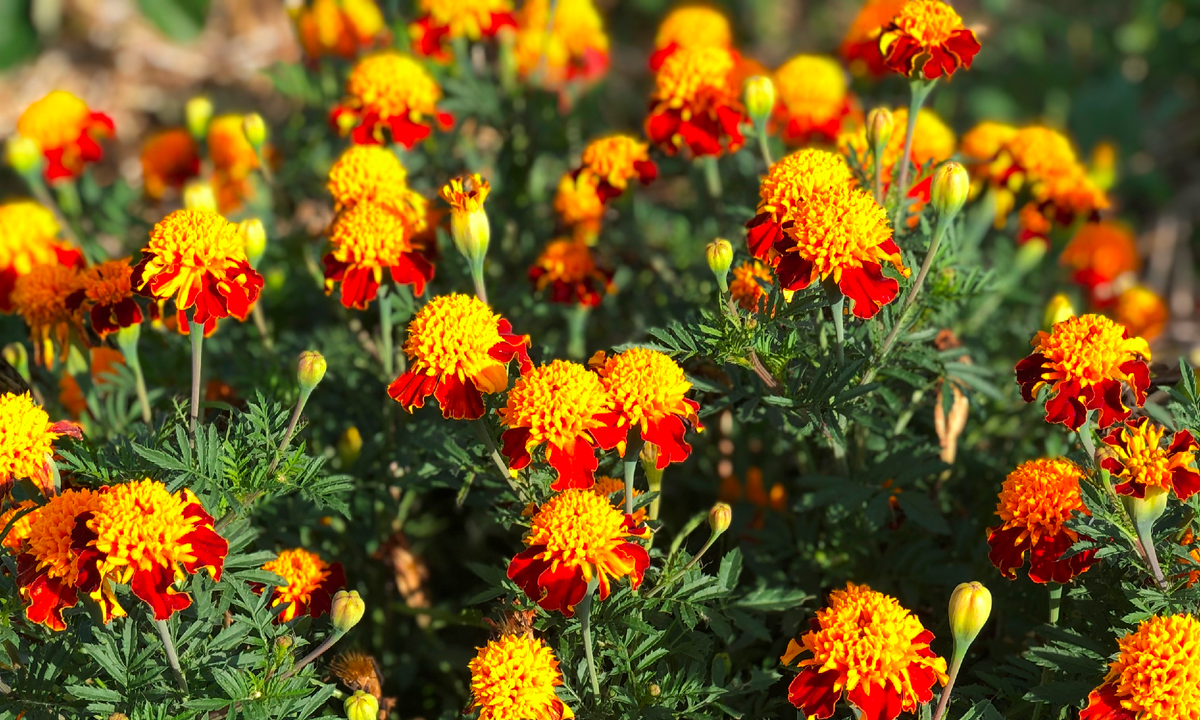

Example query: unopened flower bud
[344,691,378,720]
[706,239,733,293]
[184,180,217,212]
[242,112,267,148]
[1015,237,1048,272]
[948,581,992,652]
[297,351,327,394]
[708,502,732,536]
[441,174,491,271]
[331,589,366,633]
[239,218,267,267]
[866,107,894,150]
[931,161,969,219]
[5,135,41,174]
[114,322,142,356]
[186,96,214,140]
[338,426,363,466]
[743,75,776,126]
[648,684,661,697]
[1043,293,1075,330]
[1124,486,1168,532]
[107,714,130,720]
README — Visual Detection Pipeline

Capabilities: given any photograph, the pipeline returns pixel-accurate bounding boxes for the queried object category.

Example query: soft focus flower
[66,259,143,338]
[11,262,86,368]
[16,90,114,182]
[388,294,532,420]
[409,0,516,60]
[1015,313,1150,430]
[295,0,387,59]
[838,107,956,207]
[650,4,732,70]
[514,0,609,89]
[133,208,265,336]
[773,54,855,146]
[589,347,702,468]
[1080,614,1200,720]
[729,260,774,313]
[1114,286,1168,341]
[0,499,39,553]
[332,51,453,147]
[507,489,649,616]
[645,46,746,158]
[960,121,1018,164]
[1060,221,1141,304]
[579,134,658,197]
[324,200,435,309]
[207,114,262,213]
[781,582,948,720]
[6,135,41,174]
[553,171,605,241]
[879,0,980,79]
[15,488,99,630]
[987,458,1097,583]
[1044,293,1076,330]
[440,174,492,268]
[840,0,908,77]
[0,199,82,313]
[498,359,622,490]
[468,634,573,720]
[73,479,228,621]
[185,96,214,140]
[1089,140,1119,192]
[592,475,646,525]
[261,548,347,623]
[1100,417,1200,502]
[528,239,613,307]
[140,128,201,200]
[745,148,854,262]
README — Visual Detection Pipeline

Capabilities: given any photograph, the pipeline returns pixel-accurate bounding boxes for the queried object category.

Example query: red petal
[634,159,658,185]
[847,679,905,720]
[641,415,692,469]
[787,669,840,718]
[130,562,193,620]
[434,373,486,420]
[305,563,346,619]
[387,114,433,149]
[745,213,784,262]
[1044,380,1089,430]
[774,250,816,291]
[986,524,1030,579]
[387,371,440,411]
[1080,683,1137,720]
[546,438,598,491]
[1015,352,1050,402]
[613,541,650,592]
[648,43,678,72]
[389,252,436,296]
[1120,359,1150,407]
[1171,467,1200,501]
[839,264,900,319]
[587,411,628,451]
[1029,531,1096,584]
[500,427,533,472]
[1086,379,1130,430]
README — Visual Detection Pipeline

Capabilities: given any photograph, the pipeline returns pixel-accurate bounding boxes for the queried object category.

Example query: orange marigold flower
[1058,220,1139,289]
[0,199,82,313]
[66,259,143,337]
[17,90,114,182]
[1,499,39,553]
[592,475,646,525]
[468,634,572,720]
[11,262,87,368]
[645,46,746,158]
[773,54,856,146]
[73,479,228,622]
[388,294,532,420]
[649,4,733,70]
[986,458,1097,584]
[730,260,774,313]
[553,171,605,240]
[331,51,453,148]
[528,238,613,307]
[781,582,948,720]
[1114,286,1167,342]
[409,0,516,61]
[507,489,649,616]
[589,347,702,468]
[1100,417,1200,502]
[15,488,99,630]
[295,0,387,59]
[840,0,908,77]
[1015,313,1150,430]
[1080,614,1200,720]
[140,128,200,200]
[879,0,980,79]
[207,114,261,213]
[260,548,347,623]
[133,208,265,336]
[960,121,1018,163]
[324,200,435,309]
[579,134,658,196]
[746,148,855,261]
[498,359,622,490]
[0,393,81,499]
[514,0,609,88]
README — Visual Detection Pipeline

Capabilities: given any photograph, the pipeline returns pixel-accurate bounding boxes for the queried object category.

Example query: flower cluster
[332,51,454,147]
[838,106,957,216]
[645,45,747,158]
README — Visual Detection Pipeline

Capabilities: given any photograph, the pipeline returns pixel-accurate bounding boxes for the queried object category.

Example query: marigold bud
[239,218,268,267]
[708,502,732,536]
[931,161,969,219]
[344,691,378,720]
[706,239,733,293]
[1124,486,1168,532]
[184,180,217,212]
[338,426,363,466]
[5,135,41,174]
[186,96,214,140]
[948,581,991,652]
[242,112,267,148]
[743,75,776,126]
[297,351,327,394]
[1043,293,1076,330]
[866,107,894,150]
[331,589,366,633]
[442,175,491,271]
[1015,237,1048,272]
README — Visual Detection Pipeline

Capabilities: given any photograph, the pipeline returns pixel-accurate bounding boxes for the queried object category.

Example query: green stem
[473,419,524,498]
[826,286,845,365]
[265,388,310,480]
[703,156,722,198]
[1031,584,1063,720]
[756,124,773,168]
[647,469,663,522]
[472,265,489,306]
[566,304,590,360]
[1077,416,1097,463]
[893,80,936,230]
[578,576,602,698]
[624,437,645,516]
[189,321,204,441]
[251,303,273,351]
[646,532,720,599]
[155,619,190,694]
[120,341,152,425]
[379,286,394,378]
[871,213,951,371]
[24,172,83,250]
[279,630,345,681]
[872,138,887,206]
[931,651,963,720]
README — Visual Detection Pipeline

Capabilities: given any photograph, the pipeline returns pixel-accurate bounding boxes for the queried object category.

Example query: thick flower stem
[823,281,846,365]
[624,437,645,516]
[378,286,394,378]
[472,267,489,306]
[578,576,602,698]
[280,630,345,681]
[893,79,936,229]
[1030,584,1063,720]
[188,321,204,440]
[265,388,311,480]
[756,124,774,168]
[24,172,83,250]
[647,470,663,522]
[117,336,152,425]
[251,303,273,351]
[566,304,590,359]
[703,156,722,198]
[155,619,190,695]
[872,138,888,206]
[931,650,964,720]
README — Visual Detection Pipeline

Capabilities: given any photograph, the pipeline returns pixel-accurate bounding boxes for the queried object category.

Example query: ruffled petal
[433,373,486,420]
[546,438,599,491]
[787,669,841,719]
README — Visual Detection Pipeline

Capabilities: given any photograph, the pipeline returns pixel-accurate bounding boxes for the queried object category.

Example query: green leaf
[716,548,743,591]
[138,0,211,40]
[0,0,37,69]
[896,493,951,534]
[958,701,1005,720]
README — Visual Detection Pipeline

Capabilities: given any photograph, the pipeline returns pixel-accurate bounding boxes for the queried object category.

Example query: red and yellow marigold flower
[730,260,774,313]
[66,259,143,337]
[986,458,1097,584]
[514,0,609,88]
[781,582,948,720]
[528,238,613,307]
[327,145,425,218]
[1100,417,1200,502]
[649,4,733,70]
[140,128,201,200]
[133,208,265,336]
[840,0,908,77]
[1015,313,1151,430]
[11,262,87,368]
[468,634,573,720]
[260,547,347,623]
[498,359,623,490]
[388,294,532,420]
[746,148,854,262]
[1,499,39,553]
[878,0,980,79]
[331,51,453,147]
[16,90,114,182]
[15,488,99,630]
[773,54,856,146]
[579,134,658,198]
[1060,221,1140,304]
[0,393,81,499]
[207,114,261,213]
[507,489,649,616]
[72,479,227,621]
[409,0,516,61]
[294,0,387,59]
[0,199,82,313]
[553,171,605,241]
[1080,614,1200,720]
[589,348,702,468]
[645,46,746,158]
[1114,286,1168,342]
[324,200,435,309]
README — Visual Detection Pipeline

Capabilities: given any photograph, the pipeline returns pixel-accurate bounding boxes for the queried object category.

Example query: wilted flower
[773,54,855,145]
[66,259,143,338]
[1080,614,1200,720]
[294,0,387,59]
[16,90,114,182]
[140,128,201,200]
[1100,417,1200,502]
[878,0,981,79]
[15,488,99,630]
[528,239,613,307]
[409,0,516,60]
[650,4,732,70]
[11,262,86,368]
[0,200,81,313]
[645,46,746,158]
[332,51,453,147]
[468,634,572,720]
[261,548,347,623]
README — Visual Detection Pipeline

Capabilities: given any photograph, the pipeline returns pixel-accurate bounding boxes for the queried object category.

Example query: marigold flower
[579,134,658,197]
[729,260,774,313]
[1114,286,1168,342]
[0,199,82,313]
[773,54,856,146]
[1080,614,1200,720]
[1,499,39,553]
[986,458,1096,583]
[295,0,387,59]
[441,174,492,267]
[514,0,609,88]
[1100,417,1200,502]
[1060,221,1141,303]
[332,51,453,147]
[388,294,532,420]
[840,0,908,77]
[528,238,613,307]
[65,259,143,338]
[468,634,573,720]
[553,171,605,240]
[409,0,516,60]
[650,4,732,70]
[11,262,86,368]
[592,475,646,525]
[133,208,265,336]
[589,347,702,468]
[324,200,435,309]
[645,46,746,158]
[498,359,622,490]
[327,145,423,218]
[73,479,227,621]
[508,489,649,616]
[781,582,948,720]
[206,114,261,212]
[140,128,201,200]
[16,90,114,182]
[878,0,980,79]
[1015,313,1151,430]
[745,148,854,261]
[960,121,1018,163]
[15,488,99,630]
[260,548,347,623]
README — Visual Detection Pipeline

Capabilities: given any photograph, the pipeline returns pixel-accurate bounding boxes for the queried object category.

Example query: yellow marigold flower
[324,200,434,309]
[0,392,80,498]
[773,54,855,145]
[11,262,86,369]
[729,260,774,313]
[0,201,67,311]
[508,489,650,616]
[782,582,948,720]
[261,547,346,623]
[327,145,421,216]
[0,499,39,552]
[650,4,732,69]
[207,114,261,213]
[16,488,100,630]
[879,0,981,80]
[1114,285,1168,342]
[514,0,609,88]
[590,347,701,467]
[579,134,658,192]
[529,238,613,307]
[296,0,387,59]
[1016,313,1151,430]
[592,475,645,525]
[553,171,605,240]
[745,148,855,267]
[140,128,201,200]
[410,0,515,61]
[16,90,114,182]
[961,121,1018,162]
[1081,614,1200,720]
[646,46,745,157]
[334,51,451,147]
[468,634,573,720]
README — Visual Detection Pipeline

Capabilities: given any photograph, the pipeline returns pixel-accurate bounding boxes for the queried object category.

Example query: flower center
[526,490,629,567]
[1035,314,1149,389]
[892,0,965,45]
[347,52,442,119]
[1112,422,1190,491]
[758,149,854,222]
[784,184,898,279]
[330,200,424,268]
[86,480,203,577]
[1109,614,1200,718]
[469,635,564,719]
[17,90,91,150]
[995,458,1086,540]
[595,347,692,427]
[500,359,613,448]
[653,46,737,105]
[403,294,505,378]
[142,209,247,301]
[327,145,411,211]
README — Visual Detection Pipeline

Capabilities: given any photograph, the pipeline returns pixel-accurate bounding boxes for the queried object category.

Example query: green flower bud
[708,502,732,536]
[186,96,214,140]
[5,135,41,175]
[743,75,776,126]
[1015,237,1048,272]
[242,112,267,148]
[331,589,365,633]
[184,181,217,212]
[338,426,363,467]
[931,161,969,219]
[297,351,327,394]
[344,691,378,720]
[866,107,894,151]
[1043,293,1076,330]
[948,581,992,652]
[239,218,268,268]
[706,239,733,293]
